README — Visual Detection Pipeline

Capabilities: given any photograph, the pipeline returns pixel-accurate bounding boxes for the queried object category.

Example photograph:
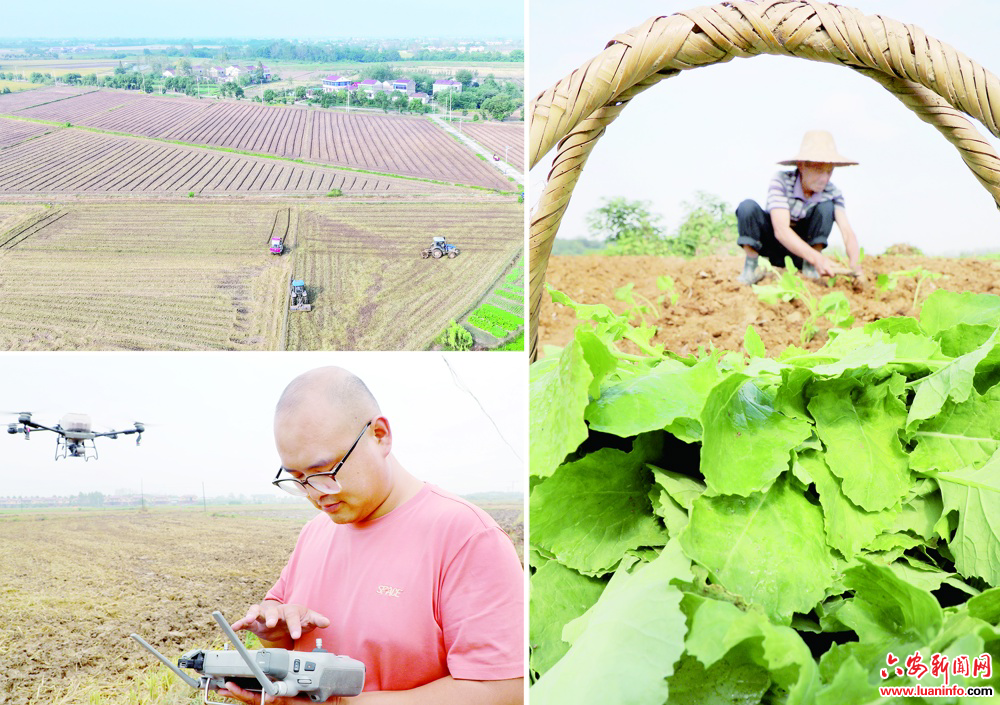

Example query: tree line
[554,193,738,256]
[2,39,522,65]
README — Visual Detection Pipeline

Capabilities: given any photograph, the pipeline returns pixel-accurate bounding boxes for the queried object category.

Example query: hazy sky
[4,0,523,40]
[530,0,1000,256]
[0,352,525,498]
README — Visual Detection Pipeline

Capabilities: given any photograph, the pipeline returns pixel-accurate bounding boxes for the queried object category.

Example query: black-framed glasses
[272,421,372,497]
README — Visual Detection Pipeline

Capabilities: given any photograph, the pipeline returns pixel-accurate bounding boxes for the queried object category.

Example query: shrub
[437,321,474,351]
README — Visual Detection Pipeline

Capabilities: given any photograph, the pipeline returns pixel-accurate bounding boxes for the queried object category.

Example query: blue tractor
[289,279,311,311]
[421,236,460,260]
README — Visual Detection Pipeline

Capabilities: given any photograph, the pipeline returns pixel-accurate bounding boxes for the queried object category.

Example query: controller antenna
[313,638,328,653]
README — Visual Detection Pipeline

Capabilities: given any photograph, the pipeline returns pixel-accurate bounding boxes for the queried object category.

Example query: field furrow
[0,117,54,149]
[460,122,524,172]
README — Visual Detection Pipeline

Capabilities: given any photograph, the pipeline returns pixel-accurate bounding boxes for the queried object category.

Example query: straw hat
[778,130,858,166]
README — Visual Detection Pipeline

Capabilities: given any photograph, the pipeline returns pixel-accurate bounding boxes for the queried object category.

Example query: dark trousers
[735,199,835,269]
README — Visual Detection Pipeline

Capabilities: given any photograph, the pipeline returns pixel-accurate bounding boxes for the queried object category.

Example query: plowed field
[461,122,524,172]
[0,201,523,350]
[0,89,514,190]
[286,202,524,350]
[0,128,441,195]
[0,117,53,148]
[538,253,1000,357]
[0,85,94,113]
[0,204,289,350]
[0,502,523,705]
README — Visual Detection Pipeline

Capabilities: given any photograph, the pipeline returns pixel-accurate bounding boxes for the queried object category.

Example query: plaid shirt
[765,169,845,222]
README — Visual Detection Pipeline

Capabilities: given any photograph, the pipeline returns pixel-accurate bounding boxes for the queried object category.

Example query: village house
[359,78,389,98]
[391,78,415,94]
[322,74,353,93]
[432,78,462,94]
[243,65,271,82]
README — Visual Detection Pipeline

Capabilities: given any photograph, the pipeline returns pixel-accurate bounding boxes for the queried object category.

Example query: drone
[132,610,366,704]
[6,412,144,461]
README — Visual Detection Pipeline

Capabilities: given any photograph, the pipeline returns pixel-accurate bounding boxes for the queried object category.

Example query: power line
[440,356,522,464]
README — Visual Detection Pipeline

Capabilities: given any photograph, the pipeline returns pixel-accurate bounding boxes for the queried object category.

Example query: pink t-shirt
[265,484,524,691]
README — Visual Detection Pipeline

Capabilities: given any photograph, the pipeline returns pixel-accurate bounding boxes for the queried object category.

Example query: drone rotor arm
[92,429,130,439]
[21,420,60,434]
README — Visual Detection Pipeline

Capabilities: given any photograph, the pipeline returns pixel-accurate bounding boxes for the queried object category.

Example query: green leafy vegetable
[531,285,1000,703]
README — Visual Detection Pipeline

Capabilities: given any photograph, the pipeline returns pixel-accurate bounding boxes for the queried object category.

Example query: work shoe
[739,267,765,285]
[802,262,820,280]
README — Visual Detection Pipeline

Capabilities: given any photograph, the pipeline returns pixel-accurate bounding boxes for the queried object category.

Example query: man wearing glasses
[221,366,524,705]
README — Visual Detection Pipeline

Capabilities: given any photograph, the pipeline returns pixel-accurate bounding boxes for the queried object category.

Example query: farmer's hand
[231,601,330,649]
[809,253,840,277]
[218,681,350,705]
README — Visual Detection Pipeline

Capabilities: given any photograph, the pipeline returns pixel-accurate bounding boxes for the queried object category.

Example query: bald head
[276,367,381,427]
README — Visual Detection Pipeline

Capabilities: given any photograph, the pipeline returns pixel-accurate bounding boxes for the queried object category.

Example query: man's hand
[231,601,330,648]
[218,681,348,705]
[807,252,840,278]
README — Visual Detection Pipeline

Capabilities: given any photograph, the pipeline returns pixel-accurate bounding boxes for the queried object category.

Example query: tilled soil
[0,504,523,704]
[538,254,1000,357]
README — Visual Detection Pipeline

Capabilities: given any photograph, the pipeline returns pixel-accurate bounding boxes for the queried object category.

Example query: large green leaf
[574,328,619,400]
[530,437,668,575]
[778,327,895,376]
[906,329,999,431]
[530,340,593,478]
[814,658,873,705]
[920,289,1000,337]
[700,375,812,496]
[529,561,607,677]
[680,475,835,623]
[529,544,691,705]
[936,448,1000,585]
[837,560,942,644]
[935,322,997,358]
[809,377,910,511]
[585,356,720,441]
[683,595,819,704]
[666,652,769,705]
[794,450,899,559]
[818,560,942,683]
[910,385,1000,473]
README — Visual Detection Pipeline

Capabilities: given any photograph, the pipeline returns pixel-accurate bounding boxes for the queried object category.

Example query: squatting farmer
[220,366,524,705]
[737,130,863,285]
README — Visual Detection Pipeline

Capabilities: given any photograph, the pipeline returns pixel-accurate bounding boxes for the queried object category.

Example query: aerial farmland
[0,81,525,350]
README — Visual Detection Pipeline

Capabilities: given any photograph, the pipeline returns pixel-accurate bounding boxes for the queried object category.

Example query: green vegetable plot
[467,255,524,343]
[530,287,1000,704]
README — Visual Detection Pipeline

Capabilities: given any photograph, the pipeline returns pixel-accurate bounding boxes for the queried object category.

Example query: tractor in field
[289,279,311,311]
[421,236,460,260]
[269,236,283,255]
